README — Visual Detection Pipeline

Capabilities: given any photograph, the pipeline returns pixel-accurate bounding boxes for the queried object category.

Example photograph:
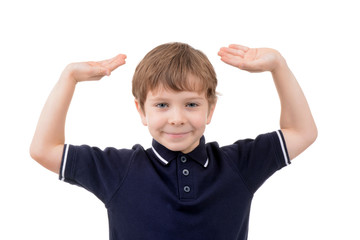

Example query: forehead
[146,86,207,102]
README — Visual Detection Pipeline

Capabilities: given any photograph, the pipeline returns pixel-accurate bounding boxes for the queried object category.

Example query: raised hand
[30,53,127,173]
[64,54,127,82]
[218,44,284,73]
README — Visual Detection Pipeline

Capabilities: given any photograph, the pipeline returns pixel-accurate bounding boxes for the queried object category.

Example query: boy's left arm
[218,44,317,160]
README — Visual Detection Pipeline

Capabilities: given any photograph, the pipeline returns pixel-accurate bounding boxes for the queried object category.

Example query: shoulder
[60,143,146,175]
[206,131,291,193]
[206,131,290,165]
[65,143,145,158]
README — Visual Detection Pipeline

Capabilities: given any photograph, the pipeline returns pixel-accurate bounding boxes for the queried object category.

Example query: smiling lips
[163,131,191,138]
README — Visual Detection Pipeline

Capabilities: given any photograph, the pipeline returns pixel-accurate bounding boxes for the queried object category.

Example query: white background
[1,0,359,239]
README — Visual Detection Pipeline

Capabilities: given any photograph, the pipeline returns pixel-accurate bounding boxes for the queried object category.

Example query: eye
[155,103,169,108]
[186,102,199,108]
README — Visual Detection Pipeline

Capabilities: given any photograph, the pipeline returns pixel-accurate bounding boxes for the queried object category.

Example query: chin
[165,144,186,152]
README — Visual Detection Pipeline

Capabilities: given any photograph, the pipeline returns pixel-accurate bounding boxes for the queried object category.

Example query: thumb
[94,66,111,77]
[81,66,110,81]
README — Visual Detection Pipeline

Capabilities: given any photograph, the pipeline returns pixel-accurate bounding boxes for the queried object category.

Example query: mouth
[163,132,190,138]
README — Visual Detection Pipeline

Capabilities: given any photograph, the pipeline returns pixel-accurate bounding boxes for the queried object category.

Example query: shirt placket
[177,155,195,200]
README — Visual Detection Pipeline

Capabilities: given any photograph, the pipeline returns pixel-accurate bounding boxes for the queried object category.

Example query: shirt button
[183,186,191,193]
[180,156,187,163]
[182,169,189,176]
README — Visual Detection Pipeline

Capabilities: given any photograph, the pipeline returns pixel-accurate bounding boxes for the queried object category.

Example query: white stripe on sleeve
[61,144,70,181]
[276,130,290,166]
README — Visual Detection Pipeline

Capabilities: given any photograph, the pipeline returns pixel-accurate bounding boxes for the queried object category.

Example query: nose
[168,107,186,126]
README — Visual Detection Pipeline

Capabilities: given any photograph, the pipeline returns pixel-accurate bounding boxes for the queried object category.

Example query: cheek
[191,113,209,127]
[145,112,164,128]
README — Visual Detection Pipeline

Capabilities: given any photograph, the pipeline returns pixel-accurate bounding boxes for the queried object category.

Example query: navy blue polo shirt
[59,130,290,240]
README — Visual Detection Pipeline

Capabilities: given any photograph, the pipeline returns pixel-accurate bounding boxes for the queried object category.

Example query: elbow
[29,140,50,165]
[312,126,318,143]
[305,124,318,147]
[29,141,63,174]
[299,116,318,148]
[29,142,45,164]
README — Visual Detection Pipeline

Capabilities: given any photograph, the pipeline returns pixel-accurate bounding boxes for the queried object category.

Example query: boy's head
[132,42,218,153]
[132,42,217,111]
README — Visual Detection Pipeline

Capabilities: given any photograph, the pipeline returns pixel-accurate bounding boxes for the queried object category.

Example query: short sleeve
[222,130,290,193]
[59,144,140,204]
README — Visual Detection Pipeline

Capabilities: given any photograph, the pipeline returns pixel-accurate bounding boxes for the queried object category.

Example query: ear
[135,99,147,126]
[206,100,217,125]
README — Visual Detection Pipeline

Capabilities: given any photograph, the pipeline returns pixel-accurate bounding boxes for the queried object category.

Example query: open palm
[65,54,127,82]
[218,44,282,73]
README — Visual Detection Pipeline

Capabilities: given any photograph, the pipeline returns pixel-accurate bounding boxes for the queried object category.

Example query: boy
[30,42,317,240]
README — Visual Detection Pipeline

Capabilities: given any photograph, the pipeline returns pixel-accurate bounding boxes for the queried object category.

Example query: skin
[30,44,317,174]
[218,44,317,160]
[30,54,127,173]
[135,80,216,153]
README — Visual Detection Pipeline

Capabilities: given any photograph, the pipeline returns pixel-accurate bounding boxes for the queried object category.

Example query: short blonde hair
[132,42,217,110]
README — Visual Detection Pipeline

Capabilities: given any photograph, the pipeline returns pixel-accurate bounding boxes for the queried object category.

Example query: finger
[94,66,111,77]
[219,52,261,71]
[228,44,249,52]
[99,54,127,71]
[98,54,126,64]
[107,54,127,72]
[219,54,243,69]
[95,55,126,77]
[85,61,109,76]
[219,47,245,58]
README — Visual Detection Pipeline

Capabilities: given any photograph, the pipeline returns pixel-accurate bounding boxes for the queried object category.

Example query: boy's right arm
[30,54,127,174]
